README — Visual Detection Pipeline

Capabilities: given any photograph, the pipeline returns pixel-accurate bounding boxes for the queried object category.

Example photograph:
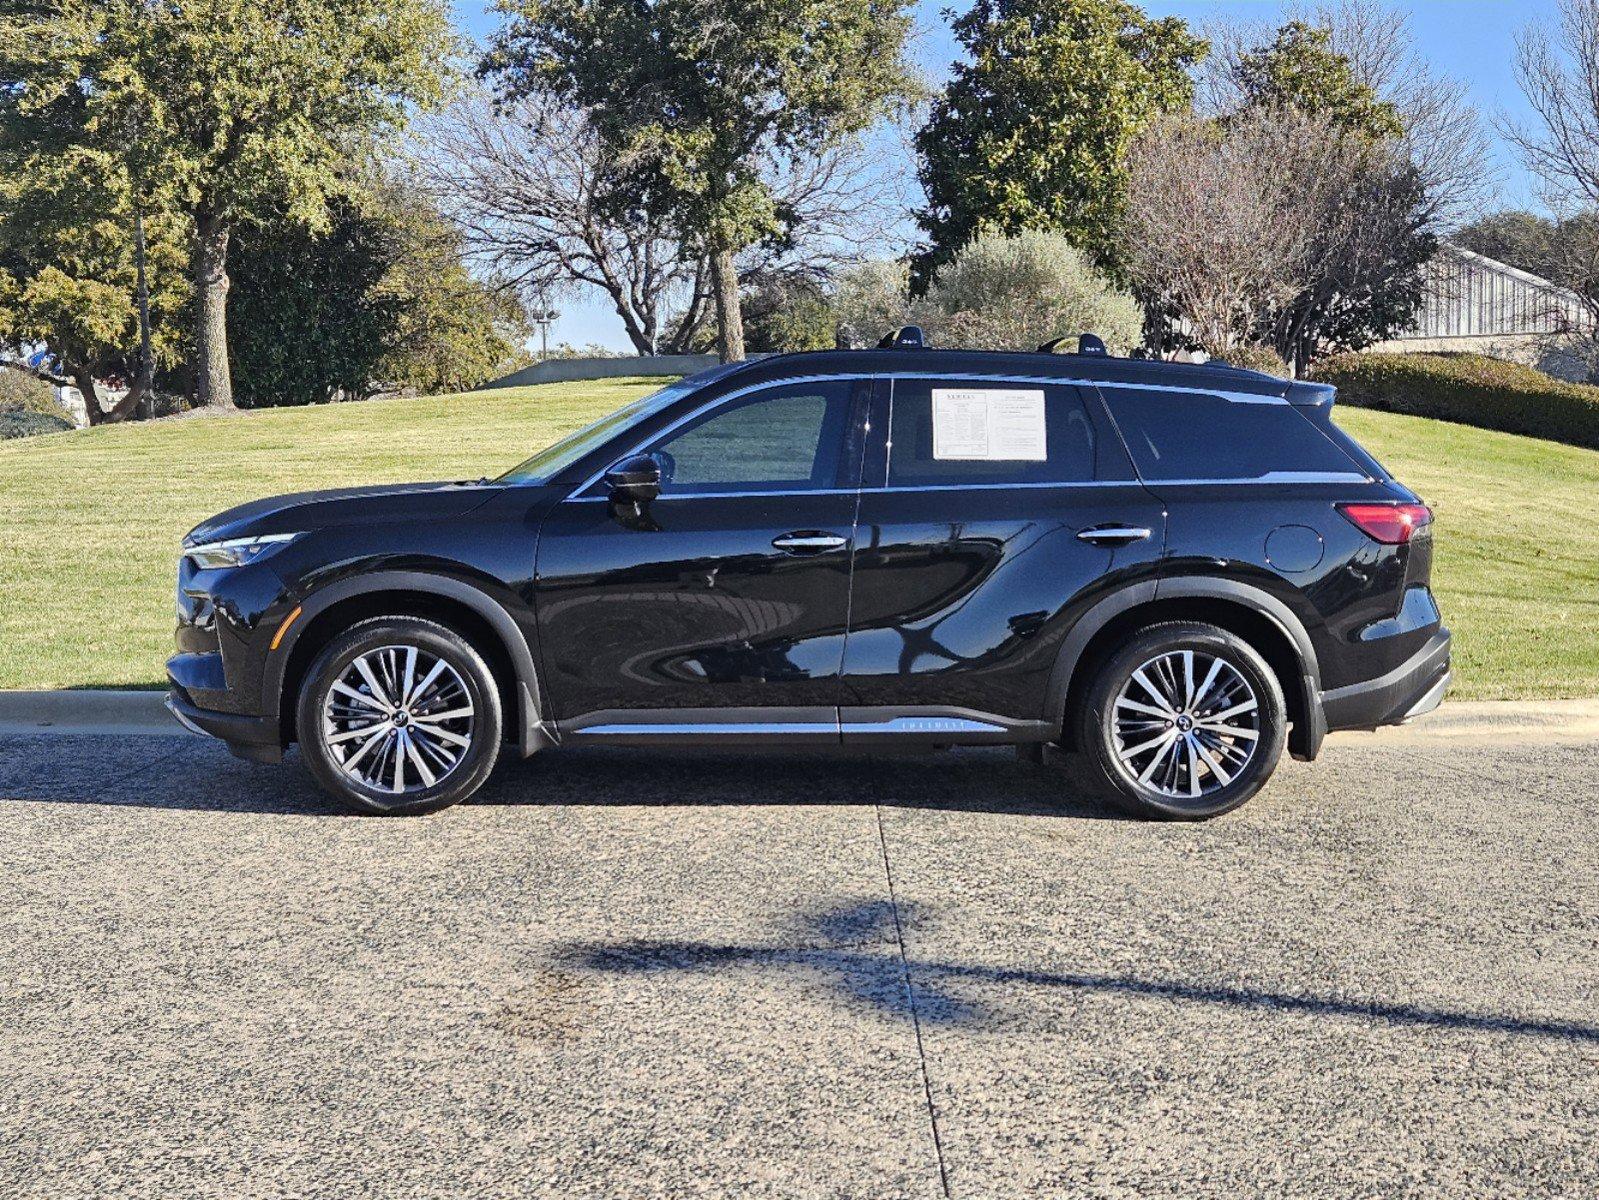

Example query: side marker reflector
[270,605,303,652]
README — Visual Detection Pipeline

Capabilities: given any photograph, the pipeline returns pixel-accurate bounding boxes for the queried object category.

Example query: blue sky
[452,0,1560,350]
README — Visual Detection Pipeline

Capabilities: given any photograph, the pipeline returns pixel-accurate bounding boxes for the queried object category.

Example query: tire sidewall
[296,617,502,815]
[1081,623,1287,820]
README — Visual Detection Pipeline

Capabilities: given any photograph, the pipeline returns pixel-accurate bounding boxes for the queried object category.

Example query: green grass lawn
[1,379,1595,699]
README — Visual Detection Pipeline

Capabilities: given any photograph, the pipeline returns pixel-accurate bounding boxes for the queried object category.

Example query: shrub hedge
[0,368,64,417]
[1219,344,1293,378]
[1312,351,1599,451]
[0,409,74,440]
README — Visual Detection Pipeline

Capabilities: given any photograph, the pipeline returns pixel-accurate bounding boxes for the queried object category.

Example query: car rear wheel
[1069,621,1287,820]
[296,616,502,815]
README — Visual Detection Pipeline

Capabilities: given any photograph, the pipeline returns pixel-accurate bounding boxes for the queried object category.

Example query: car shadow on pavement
[470,746,1127,820]
[556,899,1599,1043]
[0,738,1126,820]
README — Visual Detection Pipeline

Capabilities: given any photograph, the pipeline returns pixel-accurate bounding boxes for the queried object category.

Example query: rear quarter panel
[1152,481,1437,690]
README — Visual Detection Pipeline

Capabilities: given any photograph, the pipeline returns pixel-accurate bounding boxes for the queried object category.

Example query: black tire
[296,616,503,815]
[1069,621,1287,820]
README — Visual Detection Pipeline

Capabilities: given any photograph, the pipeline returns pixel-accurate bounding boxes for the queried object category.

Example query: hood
[184,480,503,546]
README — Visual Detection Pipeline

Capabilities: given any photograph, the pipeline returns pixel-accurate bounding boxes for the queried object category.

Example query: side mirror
[604,453,662,504]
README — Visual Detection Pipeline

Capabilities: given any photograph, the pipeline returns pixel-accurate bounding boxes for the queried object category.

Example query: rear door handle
[773,531,849,554]
[1077,525,1152,546]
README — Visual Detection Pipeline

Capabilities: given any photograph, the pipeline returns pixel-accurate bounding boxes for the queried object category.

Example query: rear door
[534,376,870,733]
[839,375,1165,738]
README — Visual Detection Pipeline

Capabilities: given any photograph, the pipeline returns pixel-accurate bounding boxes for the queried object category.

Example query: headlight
[185,533,302,570]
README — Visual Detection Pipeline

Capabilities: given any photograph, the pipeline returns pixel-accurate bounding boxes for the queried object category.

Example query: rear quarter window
[1098,387,1368,482]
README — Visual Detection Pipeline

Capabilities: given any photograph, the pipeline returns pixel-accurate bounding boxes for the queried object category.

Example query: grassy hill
[1,379,1595,699]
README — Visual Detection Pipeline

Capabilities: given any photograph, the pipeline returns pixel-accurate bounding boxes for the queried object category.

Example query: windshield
[496,379,700,486]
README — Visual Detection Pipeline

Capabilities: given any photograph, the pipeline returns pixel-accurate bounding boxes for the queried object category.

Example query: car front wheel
[1070,621,1287,820]
[296,616,503,815]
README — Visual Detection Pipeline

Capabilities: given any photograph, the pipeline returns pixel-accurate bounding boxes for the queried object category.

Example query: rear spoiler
[1284,380,1336,407]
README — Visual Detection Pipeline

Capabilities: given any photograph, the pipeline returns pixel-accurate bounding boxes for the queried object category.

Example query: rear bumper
[166,683,283,763]
[1321,627,1452,732]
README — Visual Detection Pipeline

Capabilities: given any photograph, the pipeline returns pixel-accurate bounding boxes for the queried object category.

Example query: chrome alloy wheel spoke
[1111,650,1261,800]
[323,646,473,795]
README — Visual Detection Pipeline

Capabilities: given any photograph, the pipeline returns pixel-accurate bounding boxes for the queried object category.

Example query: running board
[557,706,1052,747]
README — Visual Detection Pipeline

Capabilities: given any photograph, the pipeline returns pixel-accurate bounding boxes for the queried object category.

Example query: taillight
[1336,502,1433,544]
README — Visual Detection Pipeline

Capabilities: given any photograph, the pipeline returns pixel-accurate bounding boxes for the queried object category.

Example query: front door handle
[1077,525,1152,547]
[773,531,849,554]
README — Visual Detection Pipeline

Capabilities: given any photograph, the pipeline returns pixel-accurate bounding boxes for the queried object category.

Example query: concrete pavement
[0,723,1595,1198]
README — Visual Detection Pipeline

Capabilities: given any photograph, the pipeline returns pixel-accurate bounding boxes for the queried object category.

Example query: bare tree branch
[1199,1,1493,224]
[1125,106,1434,366]
[403,86,918,355]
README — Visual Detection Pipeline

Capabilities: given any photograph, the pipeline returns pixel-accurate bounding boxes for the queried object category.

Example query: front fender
[263,568,553,757]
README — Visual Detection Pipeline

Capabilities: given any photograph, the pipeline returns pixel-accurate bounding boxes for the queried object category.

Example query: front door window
[647,382,857,494]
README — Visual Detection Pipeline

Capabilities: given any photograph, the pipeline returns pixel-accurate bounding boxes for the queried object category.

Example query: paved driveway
[1,723,1595,1198]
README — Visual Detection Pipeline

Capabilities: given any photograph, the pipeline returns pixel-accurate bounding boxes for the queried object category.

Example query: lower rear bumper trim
[1321,628,1452,732]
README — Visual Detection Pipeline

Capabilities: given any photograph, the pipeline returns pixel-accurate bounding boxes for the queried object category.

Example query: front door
[535,377,869,736]
[840,375,1166,739]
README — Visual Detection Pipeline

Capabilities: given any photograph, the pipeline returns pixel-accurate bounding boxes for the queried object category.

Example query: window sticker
[931,388,1047,460]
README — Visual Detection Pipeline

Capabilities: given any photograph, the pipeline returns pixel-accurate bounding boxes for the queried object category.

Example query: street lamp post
[530,308,560,362]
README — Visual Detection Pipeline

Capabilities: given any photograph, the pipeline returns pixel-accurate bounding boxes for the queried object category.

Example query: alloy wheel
[320,645,475,794]
[1110,650,1260,799]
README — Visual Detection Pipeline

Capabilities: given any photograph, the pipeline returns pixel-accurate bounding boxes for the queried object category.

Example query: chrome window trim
[1141,471,1372,486]
[563,479,1144,503]
[564,472,1369,502]
[567,486,861,503]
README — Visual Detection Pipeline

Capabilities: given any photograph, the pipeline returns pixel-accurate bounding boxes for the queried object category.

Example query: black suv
[167,340,1450,818]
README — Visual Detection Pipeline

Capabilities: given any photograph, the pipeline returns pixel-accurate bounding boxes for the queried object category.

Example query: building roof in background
[1396,243,1594,341]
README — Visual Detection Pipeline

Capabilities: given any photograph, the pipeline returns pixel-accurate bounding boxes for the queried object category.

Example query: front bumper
[166,682,283,763]
[1321,627,1452,731]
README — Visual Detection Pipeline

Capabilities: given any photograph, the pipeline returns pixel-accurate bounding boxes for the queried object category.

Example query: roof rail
[877,325,925,349]
[1036,333,1107,356]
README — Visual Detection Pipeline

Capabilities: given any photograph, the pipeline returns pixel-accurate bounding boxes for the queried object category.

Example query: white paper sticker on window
[931,388,1047,460]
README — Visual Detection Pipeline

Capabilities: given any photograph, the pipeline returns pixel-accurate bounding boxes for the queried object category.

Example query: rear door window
[887,379,1099,486]
[1098,387,1367,482]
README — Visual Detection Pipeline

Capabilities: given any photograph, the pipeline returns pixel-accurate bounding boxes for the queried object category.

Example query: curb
[0,689,182,736]
[1349,698,1599,745]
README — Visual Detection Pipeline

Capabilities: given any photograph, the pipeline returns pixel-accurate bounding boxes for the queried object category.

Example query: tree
[6,0,455,411]
[411,91,910,357]
[1453,211,1563,278]
[410,91,710,356]
[1201,1,1491,221]
[484,0,917,363]
[832,259,915,348]
[921,230,1142,352]
[1497,0,1599,365]
[1234,21,1402,136]
[0,146,190,423]
[1129,105,1433,368]
[228,185,524,406]
[1132,6,1456,368]
[740,272,837,354]
[1123,110,1320,358]
[1265,121,1434,365]
[915,0,1207,279]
